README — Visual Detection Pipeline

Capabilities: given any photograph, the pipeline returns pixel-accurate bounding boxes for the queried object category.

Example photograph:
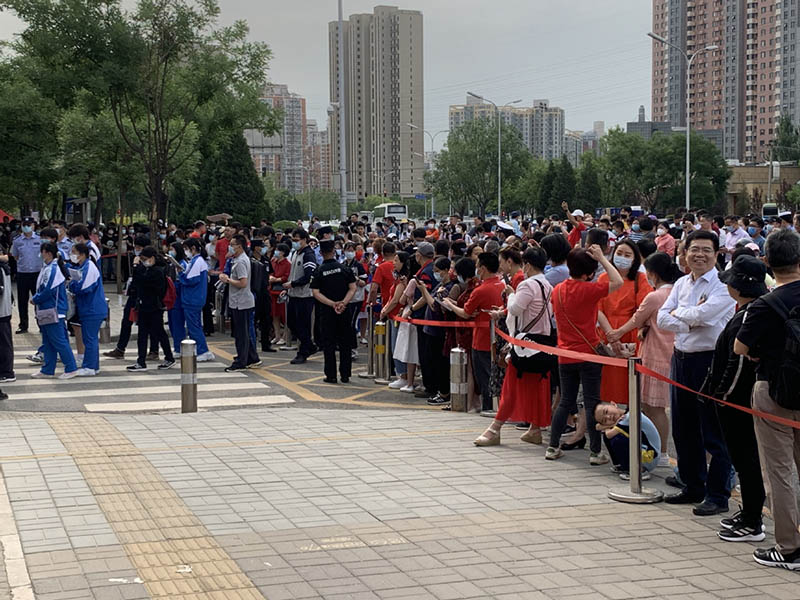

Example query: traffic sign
[415,193,426,200]
[308,211,313,218]
[346,192,357,203]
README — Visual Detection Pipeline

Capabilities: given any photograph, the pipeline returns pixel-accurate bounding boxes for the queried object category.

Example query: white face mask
[657,228,666,236]
[613,255,633,270]
[69,253,79,263]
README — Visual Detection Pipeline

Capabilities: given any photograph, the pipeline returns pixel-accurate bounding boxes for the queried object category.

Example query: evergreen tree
[207,132,271,223]
[538,160,557,216]
[774,115,800,162]
[548,155,576,215]
[576,155,602,215]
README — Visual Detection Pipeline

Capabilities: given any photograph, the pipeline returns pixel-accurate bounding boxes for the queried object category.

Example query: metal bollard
[608,357,663,504]
[450,348,468,412]
[99,298,111,344]
[358,308,375,378]
[374,321,388,383]
[180,339,197,413]
[490,320,499,413]
[384,318,393,380]
[214,285,225,333]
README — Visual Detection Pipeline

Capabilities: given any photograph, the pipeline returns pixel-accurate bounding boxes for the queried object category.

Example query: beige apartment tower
[329,6,424,201]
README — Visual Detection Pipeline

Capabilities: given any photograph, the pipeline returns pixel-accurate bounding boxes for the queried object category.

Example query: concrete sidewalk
[0,407,795,600]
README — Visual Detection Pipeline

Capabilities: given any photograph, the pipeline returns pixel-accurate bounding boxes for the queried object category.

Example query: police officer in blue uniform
[10,217,42,333]
[310,240,356,383]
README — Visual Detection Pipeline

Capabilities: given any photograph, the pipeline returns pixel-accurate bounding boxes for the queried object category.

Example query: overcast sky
[0,1,652,150]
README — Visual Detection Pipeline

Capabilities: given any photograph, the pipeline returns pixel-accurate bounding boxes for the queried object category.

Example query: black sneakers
[718,524,766,543]
[720,509,766,531]
[157,360,176,370]
[126,363,147,372]
[426,393,450,406]
[753,546,800,570]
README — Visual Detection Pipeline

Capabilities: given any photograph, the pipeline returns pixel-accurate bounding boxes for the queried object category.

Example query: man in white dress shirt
[657,230,736,516]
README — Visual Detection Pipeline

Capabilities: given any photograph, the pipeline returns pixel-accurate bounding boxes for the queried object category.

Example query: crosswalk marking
[5,382,271,402]
[84,395,295,413]
[2,371,246,387]
[12,362,223,375]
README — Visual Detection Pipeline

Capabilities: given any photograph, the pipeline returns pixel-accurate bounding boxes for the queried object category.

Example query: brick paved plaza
[0,406,797,600]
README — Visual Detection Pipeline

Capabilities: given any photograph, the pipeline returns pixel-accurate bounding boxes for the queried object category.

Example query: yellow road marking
[210,345,437,411]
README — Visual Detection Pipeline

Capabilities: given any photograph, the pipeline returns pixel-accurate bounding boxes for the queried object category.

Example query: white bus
[372,203,408,222]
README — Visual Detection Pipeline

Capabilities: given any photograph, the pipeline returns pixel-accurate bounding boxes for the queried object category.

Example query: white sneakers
[58,371,79,380]
[76,368,97,377]
[30,372,54,379]
[400,384,415,393]
[388,378,406,389]
[197,352,215,362]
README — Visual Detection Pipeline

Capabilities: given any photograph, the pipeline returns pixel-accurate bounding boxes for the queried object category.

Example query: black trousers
[423,333,449,396]
[255,292,272,351]
[231,307,258,368]
[671,350,732,506]
[319,305,352,380]
[416,325,436,393]
[471,349,493,411]
[716,403,766,526]
[136,310,173,366]
[0,317,13,378]
[16,272,38,331]
[118,296,158,354]
[287,296,315,357]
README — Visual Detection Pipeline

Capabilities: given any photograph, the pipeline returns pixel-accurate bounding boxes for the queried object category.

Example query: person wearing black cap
[10,216,42,333]
[702,255,768,543]
[310,240,356,383]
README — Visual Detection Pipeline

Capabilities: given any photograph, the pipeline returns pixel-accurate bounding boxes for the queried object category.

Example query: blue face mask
[292,241,300,251]
[433,271,443,282]
[632,224,641,232]
[765,224,774,233]
[22,225,32,234]
[159,233,166,240]
[260,246,268,255]
[168,250,176,258]
[747,226,757,237]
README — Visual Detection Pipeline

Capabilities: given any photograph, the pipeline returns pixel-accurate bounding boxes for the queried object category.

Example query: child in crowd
[594,402,661,481]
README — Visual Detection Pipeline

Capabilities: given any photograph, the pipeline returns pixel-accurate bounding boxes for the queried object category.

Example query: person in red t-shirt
[443,252,506,412]
[563,201,587,248]
[214,227,233,270]
[499,246,525,290]
[367,242,396,310]
[546,244,622,463]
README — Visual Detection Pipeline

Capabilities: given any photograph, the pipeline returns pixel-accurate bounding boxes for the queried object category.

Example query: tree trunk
[94,187,104,226]
[61,193,68,221]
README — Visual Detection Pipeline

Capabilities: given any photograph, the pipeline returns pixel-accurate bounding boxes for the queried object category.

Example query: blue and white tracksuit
[68,260,106,371]
[168,260,188,354]
[32,262,77,375]
[179,255,209,355]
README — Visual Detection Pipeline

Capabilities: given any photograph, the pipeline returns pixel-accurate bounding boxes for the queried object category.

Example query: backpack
[163,276,177,311]
[761,293,800,410]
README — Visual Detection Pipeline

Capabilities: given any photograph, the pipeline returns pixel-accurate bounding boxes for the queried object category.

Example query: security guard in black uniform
[310,239,356,383]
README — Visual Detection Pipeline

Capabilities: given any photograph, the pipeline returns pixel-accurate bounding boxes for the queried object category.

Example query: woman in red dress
[474,247,554,446]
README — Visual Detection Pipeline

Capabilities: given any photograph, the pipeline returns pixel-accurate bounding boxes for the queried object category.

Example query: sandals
[474,425,501,447]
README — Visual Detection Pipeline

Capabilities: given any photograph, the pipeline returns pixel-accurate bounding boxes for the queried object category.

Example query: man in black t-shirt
[735,228,800,571]
[310,240,356,383]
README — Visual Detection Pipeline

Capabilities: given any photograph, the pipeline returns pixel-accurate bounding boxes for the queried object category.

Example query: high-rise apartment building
[246,84,308,194]
[328,6,424,200]
[652,0,800,163]
[448,97,566,161]
[304,120,331,191]
[563,130,584,167]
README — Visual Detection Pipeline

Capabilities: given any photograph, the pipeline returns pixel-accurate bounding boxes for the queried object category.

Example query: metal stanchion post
[450,348,468,412]
[374,320,389,384]
[180,339,197,413]
[608,357,663,504]
[214,283,225,333]
[490,320,499,413]
[384,318,393,381]
[99,298,111,344]
[359,307,375,378]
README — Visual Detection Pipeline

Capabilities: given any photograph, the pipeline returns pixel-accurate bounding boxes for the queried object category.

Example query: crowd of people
[0,202,799,571]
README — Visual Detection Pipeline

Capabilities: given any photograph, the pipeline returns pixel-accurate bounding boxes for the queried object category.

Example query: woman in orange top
[596,239,652,403]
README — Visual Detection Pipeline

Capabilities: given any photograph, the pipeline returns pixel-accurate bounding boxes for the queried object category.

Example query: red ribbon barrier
[387,313,800,429]
[389,315,489,329]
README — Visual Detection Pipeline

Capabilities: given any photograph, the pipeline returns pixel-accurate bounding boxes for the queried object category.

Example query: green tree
[575,154,603,215]
[547,155,576,216]
[427,118,530,218]
[538,160,557,216]
[207,132,270,224]
[0,59,59,215]
[506,158,547,217]
[3,0,281,228]
[774,115,800,162]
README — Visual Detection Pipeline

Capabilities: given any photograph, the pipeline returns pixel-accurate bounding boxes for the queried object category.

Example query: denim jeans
[550,362,603,453]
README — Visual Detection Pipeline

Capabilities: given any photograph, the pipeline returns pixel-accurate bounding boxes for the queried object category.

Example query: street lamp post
[467,93,521,217]
[407,123,448,218]
[648,32,717,211]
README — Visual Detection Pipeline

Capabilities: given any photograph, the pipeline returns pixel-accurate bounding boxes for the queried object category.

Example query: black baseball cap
[719,255,768,298]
